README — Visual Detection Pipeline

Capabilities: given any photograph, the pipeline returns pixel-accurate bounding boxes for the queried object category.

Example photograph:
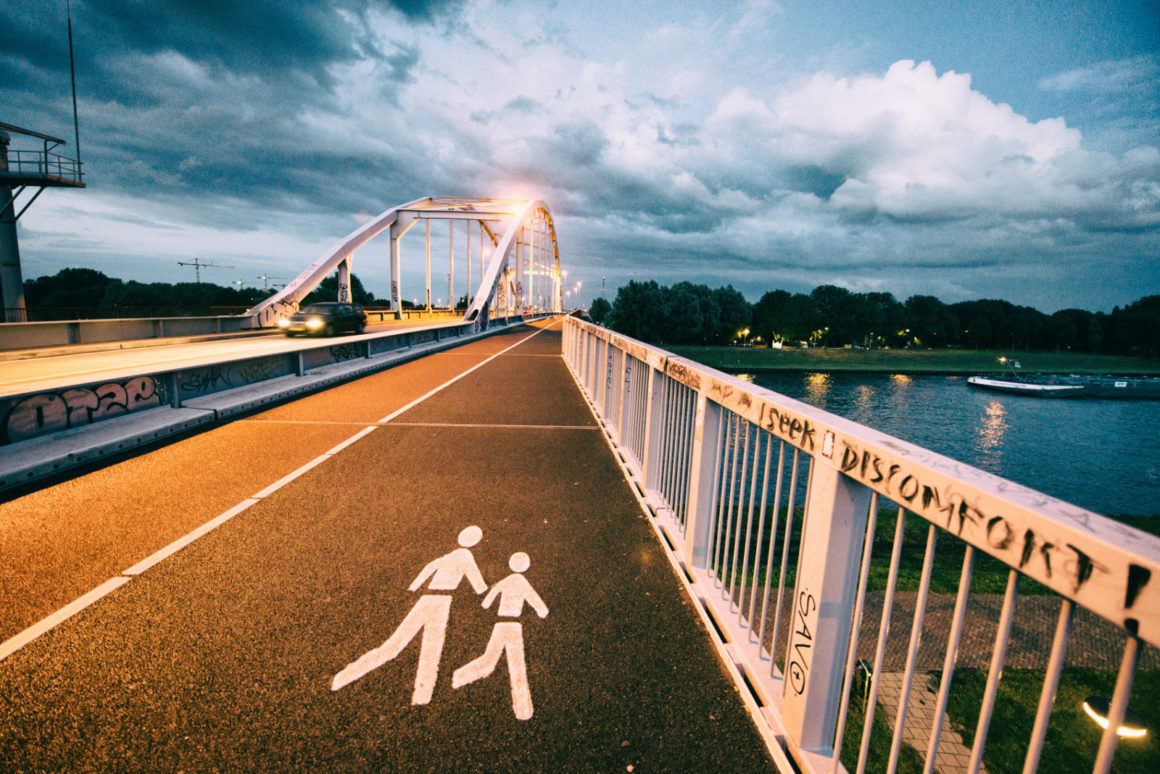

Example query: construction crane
[177,258,233,284]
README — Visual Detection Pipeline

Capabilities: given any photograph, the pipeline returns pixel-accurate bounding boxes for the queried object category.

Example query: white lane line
[376,320,560,424]
[0,577,131,663]
[241,419,381,426]
[0,320,560,665]
[389,422,598,430]
[325,425,378,455]
[251,454,333,499]
[121,499,260,577]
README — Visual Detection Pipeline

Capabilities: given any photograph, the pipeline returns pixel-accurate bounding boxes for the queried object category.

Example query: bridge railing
[563,317,1159,774]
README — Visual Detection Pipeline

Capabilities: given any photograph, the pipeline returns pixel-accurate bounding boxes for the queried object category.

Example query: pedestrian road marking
[0,322,559,664]
[332,527,549,720]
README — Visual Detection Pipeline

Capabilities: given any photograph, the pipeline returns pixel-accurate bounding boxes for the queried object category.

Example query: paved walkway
[0,323,775,772]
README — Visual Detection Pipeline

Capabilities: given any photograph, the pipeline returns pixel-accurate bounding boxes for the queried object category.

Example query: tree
[588,296,612,324]
[302,272,377,305]
[907,295,958,347]
[607,280,667,343]
[712,285,751,344]
[1107,295,1160,356]
[24,268,117,311]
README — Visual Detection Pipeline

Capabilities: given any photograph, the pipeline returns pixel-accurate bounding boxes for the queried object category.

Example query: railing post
[781,465,872,755]
[641,368,664,491]
[681,392,722,568]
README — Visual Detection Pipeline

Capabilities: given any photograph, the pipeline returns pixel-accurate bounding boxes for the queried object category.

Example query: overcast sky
[2,0,1157,312]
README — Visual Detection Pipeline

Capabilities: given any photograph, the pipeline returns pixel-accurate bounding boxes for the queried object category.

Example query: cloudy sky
[2,0,1157,312]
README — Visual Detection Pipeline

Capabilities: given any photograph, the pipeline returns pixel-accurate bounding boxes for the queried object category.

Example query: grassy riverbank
[666,346,1160,375]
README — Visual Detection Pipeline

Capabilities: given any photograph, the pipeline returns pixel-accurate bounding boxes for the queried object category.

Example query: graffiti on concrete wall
[327,343,361,363]
[177,356,289,401]
[3,376,165,445]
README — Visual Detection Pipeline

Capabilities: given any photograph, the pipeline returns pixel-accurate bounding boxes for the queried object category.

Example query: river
[738,372,1160,517]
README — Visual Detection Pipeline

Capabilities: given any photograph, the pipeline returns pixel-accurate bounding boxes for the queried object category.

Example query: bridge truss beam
[244,197,561,330]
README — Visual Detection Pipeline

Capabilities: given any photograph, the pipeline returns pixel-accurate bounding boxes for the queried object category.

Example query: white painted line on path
[240,419,381,426]
[0,577,131,663]
[389,422,598,430]
[0,320,562,666]
[251,454,333,499]
[325,425,379,455]
[377,320,560,425]
[121,499,260,576]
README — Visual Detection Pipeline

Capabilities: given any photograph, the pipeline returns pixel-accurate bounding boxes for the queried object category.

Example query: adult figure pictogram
[331,525,488,703]
[452,551,549,720]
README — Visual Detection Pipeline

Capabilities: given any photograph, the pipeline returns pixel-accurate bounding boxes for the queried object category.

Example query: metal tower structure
[0,123,85,322]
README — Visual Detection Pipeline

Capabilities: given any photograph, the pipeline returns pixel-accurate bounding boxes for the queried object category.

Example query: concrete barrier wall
[0,316,246,350]
[0,315,545,447]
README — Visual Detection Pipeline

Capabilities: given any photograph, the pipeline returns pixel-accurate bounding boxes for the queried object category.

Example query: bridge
[1,199,1157,773]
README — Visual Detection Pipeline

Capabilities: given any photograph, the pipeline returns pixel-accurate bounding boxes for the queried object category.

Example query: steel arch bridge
[244,197,562,329]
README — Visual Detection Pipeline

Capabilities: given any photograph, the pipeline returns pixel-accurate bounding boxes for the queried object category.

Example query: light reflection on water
[805,373,831,406]
[973,400,1009,472]
[744,372,1160,517]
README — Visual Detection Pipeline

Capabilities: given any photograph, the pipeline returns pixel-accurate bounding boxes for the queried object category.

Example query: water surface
[741,372,1160,517]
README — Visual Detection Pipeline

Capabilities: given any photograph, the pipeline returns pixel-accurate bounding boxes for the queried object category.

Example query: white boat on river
[966,375,1087,398]
[967,375,1160,399]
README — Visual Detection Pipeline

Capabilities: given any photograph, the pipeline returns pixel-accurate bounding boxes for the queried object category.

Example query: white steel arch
[244,197,562,329]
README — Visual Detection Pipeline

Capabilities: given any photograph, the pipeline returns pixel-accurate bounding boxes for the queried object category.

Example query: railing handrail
[569,318,1160,644]
[563,316,1157,774]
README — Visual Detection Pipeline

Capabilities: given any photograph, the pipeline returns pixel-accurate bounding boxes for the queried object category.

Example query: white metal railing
[563,317,1160,774]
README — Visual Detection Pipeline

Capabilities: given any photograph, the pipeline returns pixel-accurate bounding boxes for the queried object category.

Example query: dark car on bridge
[278,302,367,336]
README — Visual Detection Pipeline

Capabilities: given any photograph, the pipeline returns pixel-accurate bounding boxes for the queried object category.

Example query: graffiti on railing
[787,589,816,696]
[3,376,163,444]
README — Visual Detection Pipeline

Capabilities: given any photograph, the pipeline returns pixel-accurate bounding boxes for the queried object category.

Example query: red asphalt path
[0,321,776,772]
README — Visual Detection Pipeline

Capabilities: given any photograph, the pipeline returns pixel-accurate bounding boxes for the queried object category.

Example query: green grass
[942,668,1160,774]
[666,346,1160,375]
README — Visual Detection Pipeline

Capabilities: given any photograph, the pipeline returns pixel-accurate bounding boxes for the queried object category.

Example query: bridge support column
[337,257,352,303]
[424,218,431,312]
[390,225,403,319]
[515,227,525,314]
[0,134,27,322]
[781,465,872,757]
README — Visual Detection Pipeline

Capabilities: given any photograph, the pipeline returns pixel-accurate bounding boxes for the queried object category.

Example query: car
[278,302,367,336]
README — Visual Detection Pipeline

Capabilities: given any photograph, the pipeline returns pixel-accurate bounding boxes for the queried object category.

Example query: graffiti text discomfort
[838,441,1110,597]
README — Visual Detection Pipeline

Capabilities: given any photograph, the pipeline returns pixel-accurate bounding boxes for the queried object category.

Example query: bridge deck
[0,321,775,771]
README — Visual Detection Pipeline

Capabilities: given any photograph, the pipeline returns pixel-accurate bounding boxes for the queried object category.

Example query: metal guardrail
[0,149,84,185]
[563,317,1159,774]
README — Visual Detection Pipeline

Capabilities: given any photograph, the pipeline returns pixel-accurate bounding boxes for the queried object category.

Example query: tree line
[21,268,382,319]
[590,280,1160,357]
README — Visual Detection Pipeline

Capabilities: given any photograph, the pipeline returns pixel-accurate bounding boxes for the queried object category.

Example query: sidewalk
[0,323,778,772]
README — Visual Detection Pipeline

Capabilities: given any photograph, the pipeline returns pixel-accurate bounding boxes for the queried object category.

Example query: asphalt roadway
[0,321,775,772]
[0,317,460,397]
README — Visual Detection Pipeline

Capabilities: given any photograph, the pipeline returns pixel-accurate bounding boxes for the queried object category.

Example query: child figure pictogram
[331,526,487,703]
[452,551,548,720]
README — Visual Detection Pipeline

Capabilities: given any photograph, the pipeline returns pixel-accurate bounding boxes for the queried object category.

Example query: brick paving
[876,671,981,774]
[856,592,1159,671]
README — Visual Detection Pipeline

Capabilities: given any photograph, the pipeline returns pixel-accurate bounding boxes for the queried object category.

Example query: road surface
[0,321,775,772]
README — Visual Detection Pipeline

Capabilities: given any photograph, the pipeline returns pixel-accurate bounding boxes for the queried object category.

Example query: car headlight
[306,318,324,329]
[277,319,290,328]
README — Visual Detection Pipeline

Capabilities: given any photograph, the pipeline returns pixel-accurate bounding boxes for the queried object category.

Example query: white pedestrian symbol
[331,525,487,703]
[453,551,549,720]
